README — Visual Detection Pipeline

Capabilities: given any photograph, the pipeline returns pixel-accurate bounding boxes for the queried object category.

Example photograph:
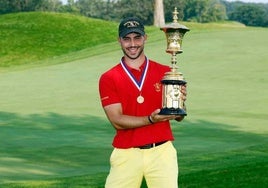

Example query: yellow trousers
[105,141,178,188]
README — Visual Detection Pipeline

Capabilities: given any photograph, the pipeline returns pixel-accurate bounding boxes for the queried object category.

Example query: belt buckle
[137,141,166,149]
[138,143,156,149]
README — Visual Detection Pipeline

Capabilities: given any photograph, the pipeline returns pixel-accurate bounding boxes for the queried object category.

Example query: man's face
[118,33,147,60]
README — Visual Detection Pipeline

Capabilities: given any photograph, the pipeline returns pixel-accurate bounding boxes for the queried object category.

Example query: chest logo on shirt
[154,82,161,92]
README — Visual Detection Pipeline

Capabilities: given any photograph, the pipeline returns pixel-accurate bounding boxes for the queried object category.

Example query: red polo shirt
[99,58,174,148]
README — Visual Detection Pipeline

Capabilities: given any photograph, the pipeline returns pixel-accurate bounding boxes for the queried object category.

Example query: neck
[124,55,146,70]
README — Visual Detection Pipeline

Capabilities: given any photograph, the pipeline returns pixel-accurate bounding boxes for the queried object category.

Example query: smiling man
[99,17,187,188]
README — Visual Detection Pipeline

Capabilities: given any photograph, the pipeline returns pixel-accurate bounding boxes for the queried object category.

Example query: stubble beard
[123,46,144,60]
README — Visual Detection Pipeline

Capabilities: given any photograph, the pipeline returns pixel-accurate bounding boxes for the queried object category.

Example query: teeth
[129,47,137,51]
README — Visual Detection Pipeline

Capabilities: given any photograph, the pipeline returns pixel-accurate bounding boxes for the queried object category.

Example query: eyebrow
[122,33,142,39]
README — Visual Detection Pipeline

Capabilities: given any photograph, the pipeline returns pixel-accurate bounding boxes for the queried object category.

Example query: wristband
[148,115,154,124]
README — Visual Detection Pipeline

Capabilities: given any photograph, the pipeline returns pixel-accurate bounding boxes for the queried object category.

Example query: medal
[121,57,149,105]
[137,95,144,104]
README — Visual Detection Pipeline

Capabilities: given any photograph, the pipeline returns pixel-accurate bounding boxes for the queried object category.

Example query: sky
[60,0,268,4]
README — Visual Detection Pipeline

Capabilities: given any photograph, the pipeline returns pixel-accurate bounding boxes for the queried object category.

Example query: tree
[0,0,62,14]
[183,0,226,22]
[183,0,209,22]
[208,0,227,22]
[229,4,267,26]
[76,0,106,18]
[115,0,154,24]
[153,0,165,27]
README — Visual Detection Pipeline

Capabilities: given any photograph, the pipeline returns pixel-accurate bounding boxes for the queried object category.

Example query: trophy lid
[160,7,190,33]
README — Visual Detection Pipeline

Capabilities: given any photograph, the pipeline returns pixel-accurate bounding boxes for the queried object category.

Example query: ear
[144,34,148,42]
[117,37,121,44]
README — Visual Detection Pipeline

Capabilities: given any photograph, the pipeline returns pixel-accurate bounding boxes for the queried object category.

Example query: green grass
[0,12,245,69]
[0,12,117,67]
[0,12,268,187]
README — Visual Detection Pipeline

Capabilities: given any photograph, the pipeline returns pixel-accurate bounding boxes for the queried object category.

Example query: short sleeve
[99,72,121,107]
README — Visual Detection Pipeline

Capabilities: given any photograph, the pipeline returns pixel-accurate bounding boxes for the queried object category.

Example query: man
[99,17,187,188]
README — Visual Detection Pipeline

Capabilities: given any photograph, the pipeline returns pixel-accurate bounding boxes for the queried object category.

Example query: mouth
[128,46,139,54]
[123,46,143,60]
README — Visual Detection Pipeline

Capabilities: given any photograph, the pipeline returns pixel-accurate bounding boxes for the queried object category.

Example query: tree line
[0,0,268,27]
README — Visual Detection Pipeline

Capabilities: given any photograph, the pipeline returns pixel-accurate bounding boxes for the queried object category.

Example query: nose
[130,38,136,47]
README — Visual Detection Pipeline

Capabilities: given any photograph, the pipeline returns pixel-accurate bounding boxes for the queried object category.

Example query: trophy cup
[159,7,190,115]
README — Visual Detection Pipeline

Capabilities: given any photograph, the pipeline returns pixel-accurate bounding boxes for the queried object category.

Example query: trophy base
[159,107,187,116]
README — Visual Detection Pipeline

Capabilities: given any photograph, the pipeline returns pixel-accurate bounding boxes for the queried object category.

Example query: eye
[122,37,131,42]
[135,35,142,40]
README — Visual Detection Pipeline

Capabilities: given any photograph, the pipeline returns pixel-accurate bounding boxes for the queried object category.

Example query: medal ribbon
[120,57,149,91]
